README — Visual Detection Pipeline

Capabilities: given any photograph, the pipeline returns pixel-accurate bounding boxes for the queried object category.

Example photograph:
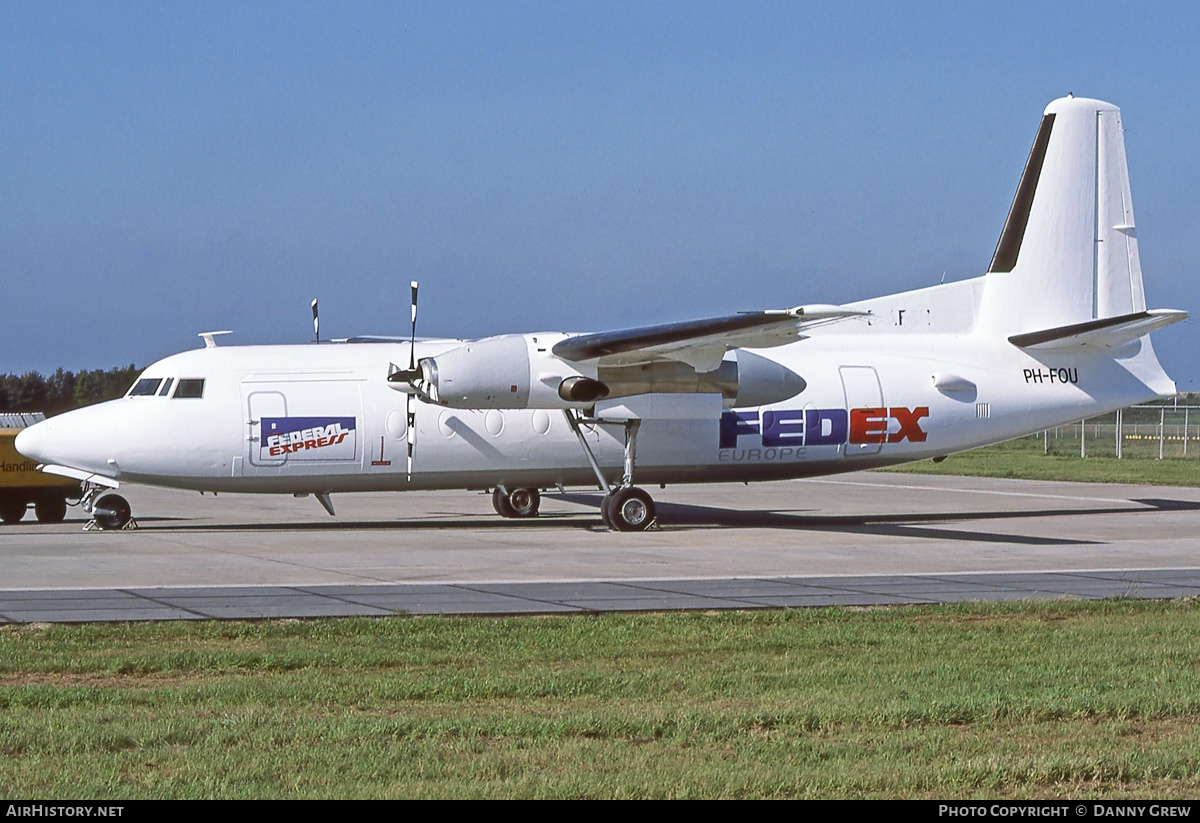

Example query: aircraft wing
[551,304,866,372]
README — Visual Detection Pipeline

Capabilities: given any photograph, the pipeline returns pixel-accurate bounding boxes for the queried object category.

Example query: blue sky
[4,1,1198,387]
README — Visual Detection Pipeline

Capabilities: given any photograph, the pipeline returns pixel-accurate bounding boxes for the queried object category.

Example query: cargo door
[839,366,884,457]
[241,378,365,477]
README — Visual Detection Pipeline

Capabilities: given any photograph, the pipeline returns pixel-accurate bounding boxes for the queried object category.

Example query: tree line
[1,366,141,416]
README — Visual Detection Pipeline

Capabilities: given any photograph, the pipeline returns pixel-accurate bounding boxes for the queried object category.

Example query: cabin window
[128,378,162,396]
[157,377,174,397]
[174,378,205,399]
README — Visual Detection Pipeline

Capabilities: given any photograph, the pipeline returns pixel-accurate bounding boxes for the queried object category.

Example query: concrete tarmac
[2,471,1199,622]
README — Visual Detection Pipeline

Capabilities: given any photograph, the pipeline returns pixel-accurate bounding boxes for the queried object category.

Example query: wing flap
[1008,309,1187,350]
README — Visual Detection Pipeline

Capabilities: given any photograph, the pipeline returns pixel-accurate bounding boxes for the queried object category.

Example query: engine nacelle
[729,349,807,407]
[418,334,600,410]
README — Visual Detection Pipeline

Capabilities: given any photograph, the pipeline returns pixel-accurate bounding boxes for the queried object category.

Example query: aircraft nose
[14,421,50,463]
[13,410,111,476]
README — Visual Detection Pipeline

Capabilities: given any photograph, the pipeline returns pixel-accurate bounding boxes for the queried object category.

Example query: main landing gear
[600,485,655,532]
[492,486,541,518]
[564,412,657,532]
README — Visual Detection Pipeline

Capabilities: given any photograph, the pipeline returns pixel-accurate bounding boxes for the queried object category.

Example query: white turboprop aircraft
[15,96,1188,531]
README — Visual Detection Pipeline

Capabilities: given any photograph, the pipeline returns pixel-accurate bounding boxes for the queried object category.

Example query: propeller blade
[311,298,320,344]
[408,280,419,371]
[406,390,417,481]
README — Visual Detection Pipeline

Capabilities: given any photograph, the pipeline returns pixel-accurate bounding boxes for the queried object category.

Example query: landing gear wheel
[0,498,27,524]
[606,487,655,532]
[506,487,540,518]
[493,487,541,519]
[600,494,616,529]
[34,496,67,524]
[492,488,516,518]
[93,494,132,531]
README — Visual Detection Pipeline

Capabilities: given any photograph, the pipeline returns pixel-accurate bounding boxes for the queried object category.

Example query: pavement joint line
[737,576,963,596]
[899,573,1112,593]
[116,589,212,620]
[904,574,1026,588]
[471,584,761,612]
[435,582,590,612]
[792,582,952,600]
[600,578,934,606]
[1075,573,1200,587]
[291,586,423,613]
[612,580,791,603]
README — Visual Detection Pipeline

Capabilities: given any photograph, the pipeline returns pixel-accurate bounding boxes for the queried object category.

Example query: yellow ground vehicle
[1,413,82,524]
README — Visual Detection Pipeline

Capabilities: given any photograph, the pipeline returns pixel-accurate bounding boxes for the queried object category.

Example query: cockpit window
[174,378,205,399]
[128,378,162,396]
[158,377,174,397]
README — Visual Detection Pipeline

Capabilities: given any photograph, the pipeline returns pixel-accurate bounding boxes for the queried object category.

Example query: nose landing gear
[80,484,136,531]
[92,494,133,530]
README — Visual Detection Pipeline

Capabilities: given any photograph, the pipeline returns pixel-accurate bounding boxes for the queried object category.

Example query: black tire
[0,497,27,524]
[34,496,67,524]
[608,487,655,532]
[492,488,516,518]
[600,493,616,529]
[93,494,132,530]
[507,488,540,518]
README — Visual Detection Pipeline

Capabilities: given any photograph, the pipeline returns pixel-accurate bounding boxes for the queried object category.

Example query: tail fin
[978,96,1150,334]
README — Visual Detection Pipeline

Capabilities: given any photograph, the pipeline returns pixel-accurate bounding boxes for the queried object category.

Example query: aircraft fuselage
[19,330,1165,497]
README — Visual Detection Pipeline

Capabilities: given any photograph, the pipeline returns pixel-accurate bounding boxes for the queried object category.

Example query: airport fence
[1036,403,1200,459]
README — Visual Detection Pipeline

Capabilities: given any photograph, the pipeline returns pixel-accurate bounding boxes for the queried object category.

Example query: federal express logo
[719,407,929,460]
[261,416,357,461]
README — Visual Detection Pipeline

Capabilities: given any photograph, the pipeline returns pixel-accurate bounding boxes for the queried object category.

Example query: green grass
[5,601,1200,798]
[884,436,1200,486]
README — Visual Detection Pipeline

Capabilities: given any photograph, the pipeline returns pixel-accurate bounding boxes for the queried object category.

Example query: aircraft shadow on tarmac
[114,493,1200,547]
[647,496,1200,545]
[648,502,1101,545]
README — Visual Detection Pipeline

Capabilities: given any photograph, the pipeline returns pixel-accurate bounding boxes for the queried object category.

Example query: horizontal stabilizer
[1008,309,1187,351]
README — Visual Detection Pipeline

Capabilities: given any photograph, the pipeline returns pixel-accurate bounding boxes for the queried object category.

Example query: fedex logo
[719,407,929,449]
[261,416,357,461]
